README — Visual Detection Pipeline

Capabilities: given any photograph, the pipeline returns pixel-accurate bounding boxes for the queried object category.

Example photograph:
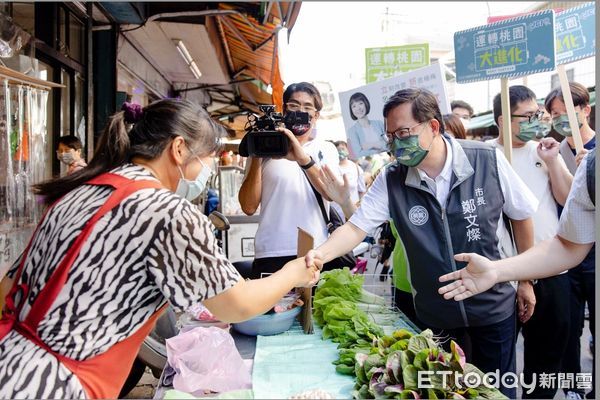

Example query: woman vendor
[0,99,320,399]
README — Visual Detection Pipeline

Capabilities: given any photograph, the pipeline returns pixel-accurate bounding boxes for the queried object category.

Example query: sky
[278,1,548,140]
[282,1,537,89]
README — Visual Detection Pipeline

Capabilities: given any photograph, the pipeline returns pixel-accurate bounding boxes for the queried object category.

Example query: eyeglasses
[285,102,317,113]
[384,121,427,142]
[511,110,544,123]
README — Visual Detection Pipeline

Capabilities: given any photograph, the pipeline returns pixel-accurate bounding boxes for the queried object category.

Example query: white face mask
[460,118,471,130]
[175,159,212,201]
[59,151,76,165]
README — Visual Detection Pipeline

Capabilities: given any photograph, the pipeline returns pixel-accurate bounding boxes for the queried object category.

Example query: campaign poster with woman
[339,63,451,160]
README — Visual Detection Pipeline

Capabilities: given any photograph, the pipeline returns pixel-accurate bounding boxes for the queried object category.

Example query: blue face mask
[175,159,212,201]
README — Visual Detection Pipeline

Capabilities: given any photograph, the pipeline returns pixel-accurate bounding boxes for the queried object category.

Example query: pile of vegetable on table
[313,268,506,399]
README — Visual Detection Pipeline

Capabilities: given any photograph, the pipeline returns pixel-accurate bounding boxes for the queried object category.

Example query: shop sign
[365,43,430,83]
[454,10,556,83]
[555,2,595,65]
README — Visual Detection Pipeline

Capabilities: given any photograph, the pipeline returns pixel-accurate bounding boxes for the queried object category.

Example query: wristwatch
[299,155,315,170]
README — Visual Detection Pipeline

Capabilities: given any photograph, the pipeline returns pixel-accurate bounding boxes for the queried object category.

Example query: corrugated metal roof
[216,2,302,113]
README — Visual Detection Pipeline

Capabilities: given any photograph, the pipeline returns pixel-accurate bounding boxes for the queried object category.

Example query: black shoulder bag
[303,173,358,272]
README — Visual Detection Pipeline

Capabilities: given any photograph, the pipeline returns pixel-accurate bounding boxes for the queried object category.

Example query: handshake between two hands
[302,248,501,302]
[299,246,502,306]
[286,249,325,288]
[301,249,324,288]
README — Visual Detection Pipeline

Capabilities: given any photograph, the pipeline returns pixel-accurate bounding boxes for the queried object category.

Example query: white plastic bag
[166,326,252,395]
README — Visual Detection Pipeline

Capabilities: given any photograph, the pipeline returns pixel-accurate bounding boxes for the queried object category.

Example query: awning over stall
[101,2,302,134]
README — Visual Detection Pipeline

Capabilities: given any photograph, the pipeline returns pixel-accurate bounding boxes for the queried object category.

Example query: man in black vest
[440,149,596,399]
[306,88,539,397]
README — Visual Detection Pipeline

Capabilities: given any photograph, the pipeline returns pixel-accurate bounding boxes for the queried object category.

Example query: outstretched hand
[319,164,351,205]
[438,253,499,301]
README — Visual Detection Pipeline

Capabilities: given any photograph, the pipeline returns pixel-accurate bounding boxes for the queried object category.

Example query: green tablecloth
[252,316,419,399]
[252,322,355,399]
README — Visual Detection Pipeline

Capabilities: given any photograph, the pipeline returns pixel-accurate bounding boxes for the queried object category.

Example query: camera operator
[239,82,350,279]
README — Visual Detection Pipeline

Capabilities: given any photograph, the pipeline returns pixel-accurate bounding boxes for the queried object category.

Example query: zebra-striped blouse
[0,164,241,398]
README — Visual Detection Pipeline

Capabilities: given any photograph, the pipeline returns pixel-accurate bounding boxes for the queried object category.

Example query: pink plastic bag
[166,326,252,395]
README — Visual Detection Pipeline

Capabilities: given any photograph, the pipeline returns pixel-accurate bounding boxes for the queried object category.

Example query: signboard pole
[556,64,584,154]
[500,78,513,164]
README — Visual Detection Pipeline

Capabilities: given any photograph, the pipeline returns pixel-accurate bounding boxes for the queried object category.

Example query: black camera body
[239,105,310,158]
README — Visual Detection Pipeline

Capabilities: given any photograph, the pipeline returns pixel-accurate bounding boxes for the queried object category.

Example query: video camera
[238,105,310,158]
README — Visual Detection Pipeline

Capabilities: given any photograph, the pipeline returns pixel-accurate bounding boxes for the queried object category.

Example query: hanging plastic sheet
[0,81,49,279]
[28,88,48,223]
[12,84,30,227]
[1,79,14,220]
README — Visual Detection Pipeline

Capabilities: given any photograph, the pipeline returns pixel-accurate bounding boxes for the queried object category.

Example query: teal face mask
[535,122,552,139]
[391,135,430,167]
[552,113,583,137]
[516,120,541,142]
[338,149,349,161]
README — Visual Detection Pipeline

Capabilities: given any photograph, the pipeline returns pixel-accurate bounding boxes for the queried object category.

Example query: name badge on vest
[408,205,429,226]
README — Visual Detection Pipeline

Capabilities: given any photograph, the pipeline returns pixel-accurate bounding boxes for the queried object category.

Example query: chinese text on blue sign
[555,2,595,65]
[454,10,556,83]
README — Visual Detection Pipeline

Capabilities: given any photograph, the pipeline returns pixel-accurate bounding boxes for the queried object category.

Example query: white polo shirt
[488,139,568,246]
[245,139,341,259]
[349,138,539,246]
[558,154,596,244]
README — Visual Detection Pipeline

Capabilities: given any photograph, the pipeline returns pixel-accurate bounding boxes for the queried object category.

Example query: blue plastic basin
[232,306,302,336]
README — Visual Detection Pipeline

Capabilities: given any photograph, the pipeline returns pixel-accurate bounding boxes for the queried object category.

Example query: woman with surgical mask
[336,141,366,201]
[545,82,596,173]
[0,99,320,399]
[56,135,87,175]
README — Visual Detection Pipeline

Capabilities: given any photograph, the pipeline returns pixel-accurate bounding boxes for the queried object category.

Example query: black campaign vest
[387,139,516,329]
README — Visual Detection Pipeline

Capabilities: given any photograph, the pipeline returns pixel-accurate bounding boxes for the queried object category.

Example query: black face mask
[290,124,311,136]
[284,111,313,136]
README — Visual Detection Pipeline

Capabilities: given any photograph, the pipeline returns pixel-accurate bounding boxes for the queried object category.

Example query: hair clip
[121,102,143,124]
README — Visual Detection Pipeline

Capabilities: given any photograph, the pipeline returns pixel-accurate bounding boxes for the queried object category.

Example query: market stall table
[154,312,419,399]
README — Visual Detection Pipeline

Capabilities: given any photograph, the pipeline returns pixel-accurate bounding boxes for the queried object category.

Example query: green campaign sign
[365,43,430,83]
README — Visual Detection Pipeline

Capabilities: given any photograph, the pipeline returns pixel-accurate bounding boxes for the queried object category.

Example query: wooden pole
[557,64,584,154]
[500,78,513,164]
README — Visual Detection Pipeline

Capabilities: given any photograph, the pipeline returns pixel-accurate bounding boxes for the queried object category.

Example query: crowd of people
[301,82,595,399]
[0,78,595,399]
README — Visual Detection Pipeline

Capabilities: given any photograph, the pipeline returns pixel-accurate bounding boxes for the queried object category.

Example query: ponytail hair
[34,99,223,205]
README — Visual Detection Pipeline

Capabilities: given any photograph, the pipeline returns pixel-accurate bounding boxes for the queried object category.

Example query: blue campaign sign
[454,10,556,83]
[555,2,595,65]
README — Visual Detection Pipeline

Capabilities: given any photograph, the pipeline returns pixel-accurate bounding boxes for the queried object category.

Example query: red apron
[0,173,167,399]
